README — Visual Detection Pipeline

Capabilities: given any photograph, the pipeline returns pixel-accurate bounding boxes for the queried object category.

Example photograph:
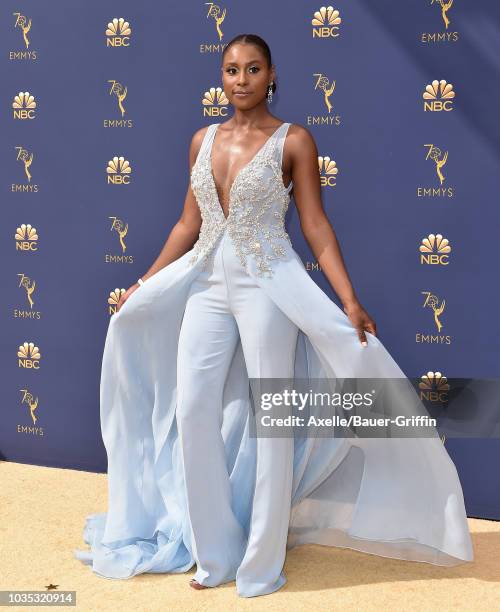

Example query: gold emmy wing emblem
[12,91,36,119]
[206,3,226,41]
[419,233,451,265]
[318,156,338,187]
[311,5,341,37]
[109,217,128,253]
[313,73,336,113]
[13,13,32,48]
[108,80,128,116]
[431,0,453,29]
[16,146,34,182]
[424,144,448,185]
[18,273,36,308]
[20,389,39,424]
[422,292,446,332]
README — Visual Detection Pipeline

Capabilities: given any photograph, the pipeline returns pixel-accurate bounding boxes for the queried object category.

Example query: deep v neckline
[209,122,286,221]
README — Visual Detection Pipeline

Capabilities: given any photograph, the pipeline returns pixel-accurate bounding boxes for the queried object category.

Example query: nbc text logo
[419,371,450,402]
[419,233,451,265]
[106,17,131,47]
[423,80,455,111]
[15,224,38,251]
[12,91,36,119]
[319,155,338,187]
[312,6,341,38]
[107,157,132,184]
[18,341,41,369]
[202,86,229,117]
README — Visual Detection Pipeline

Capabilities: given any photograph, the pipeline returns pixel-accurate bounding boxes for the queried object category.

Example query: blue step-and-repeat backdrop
[2,2,499,519]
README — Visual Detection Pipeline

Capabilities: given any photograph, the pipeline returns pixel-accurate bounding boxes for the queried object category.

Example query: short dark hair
[221,34,277,94]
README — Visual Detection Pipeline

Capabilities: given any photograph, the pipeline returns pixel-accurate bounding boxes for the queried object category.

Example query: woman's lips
[234,92,250,97]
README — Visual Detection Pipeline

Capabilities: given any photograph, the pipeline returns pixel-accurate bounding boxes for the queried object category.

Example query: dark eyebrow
[224,59,263,67]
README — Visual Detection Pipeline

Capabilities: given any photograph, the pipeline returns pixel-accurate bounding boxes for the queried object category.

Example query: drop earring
[267,82,273,103]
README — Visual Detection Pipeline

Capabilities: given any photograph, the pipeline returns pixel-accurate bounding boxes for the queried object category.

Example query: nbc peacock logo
[419,233,451,265]
[318,156,338,187]
[105,17,131,47]
[419,371,450,402]
[12,91,36,119]
[15,224,38,251]
[108,288,126,314]
[423,80,455,111]
[18,341,41,369]
[202,86,229,117]
[311,5,342,38]
[107,156,132,184]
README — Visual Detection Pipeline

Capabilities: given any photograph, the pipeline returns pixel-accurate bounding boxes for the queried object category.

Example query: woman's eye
[226,66,259,75]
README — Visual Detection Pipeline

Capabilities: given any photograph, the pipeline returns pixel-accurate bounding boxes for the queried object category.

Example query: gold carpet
[2,460,499,612]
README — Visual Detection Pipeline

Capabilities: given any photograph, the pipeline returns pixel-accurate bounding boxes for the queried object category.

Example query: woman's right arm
[116,126,208,311]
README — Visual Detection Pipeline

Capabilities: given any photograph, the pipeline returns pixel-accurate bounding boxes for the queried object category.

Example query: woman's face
[221,43,275,109]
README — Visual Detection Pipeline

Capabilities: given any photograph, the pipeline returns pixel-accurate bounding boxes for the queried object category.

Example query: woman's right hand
[116,282,141,313]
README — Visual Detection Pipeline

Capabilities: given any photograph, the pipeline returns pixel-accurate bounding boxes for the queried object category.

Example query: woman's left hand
[343,301,377,346]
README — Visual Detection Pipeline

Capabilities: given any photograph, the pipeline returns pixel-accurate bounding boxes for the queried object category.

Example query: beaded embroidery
[189,123,293,278]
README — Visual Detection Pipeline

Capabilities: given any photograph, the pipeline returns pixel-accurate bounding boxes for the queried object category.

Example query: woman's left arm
[287,124,377,346]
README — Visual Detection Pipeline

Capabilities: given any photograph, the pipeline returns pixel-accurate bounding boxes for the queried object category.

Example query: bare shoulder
[286,122,318,156]
[287,122,315,143]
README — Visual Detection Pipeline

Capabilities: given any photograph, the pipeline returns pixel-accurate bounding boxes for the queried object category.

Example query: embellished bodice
[189,122,294,277]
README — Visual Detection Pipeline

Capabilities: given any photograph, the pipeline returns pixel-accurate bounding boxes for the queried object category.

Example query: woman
[74,34,473,598]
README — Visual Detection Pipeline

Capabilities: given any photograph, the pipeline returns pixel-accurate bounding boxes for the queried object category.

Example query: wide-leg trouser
[176,229,299,597]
